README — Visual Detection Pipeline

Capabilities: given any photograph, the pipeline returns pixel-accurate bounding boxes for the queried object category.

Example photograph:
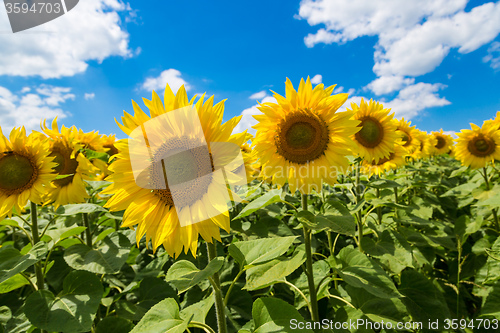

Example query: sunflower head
[0,127,55,218]
[42,119,98,207]
[396,118,420,154]
[361,143,407,177]
[411,131,435,159]
[349,99,399,163]
[455,122,500,169]
[102,84,248,258]
[252,77,360,194]
[431,129,453,155]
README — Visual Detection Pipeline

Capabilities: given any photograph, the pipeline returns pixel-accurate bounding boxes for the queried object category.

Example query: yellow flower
[454,122,500,169]
[361,143,407,177]
[251,77,360,194]
[411,131,435,160]
[431,129,453,155]
[349,99,399,163]
[0,127,55,218]
[102,85,248,257]
[396,118,420,154]
[42,119,98,207]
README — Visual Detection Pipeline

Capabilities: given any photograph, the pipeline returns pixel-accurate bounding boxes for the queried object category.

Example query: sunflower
[411,131,436,160]
[454,122,500,169]
[396,118,420,154]
[251,77,360,194]
[102,86,248,257]
[42,119,98,207]
[349,99,399,163]
[361,143,407,177]
[431,129,453,155]
[0,127,55,218]
[240,139,259,181]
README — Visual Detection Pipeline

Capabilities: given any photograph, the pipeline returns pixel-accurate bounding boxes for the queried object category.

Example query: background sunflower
[252,77,360,194]
[455,122,500,169]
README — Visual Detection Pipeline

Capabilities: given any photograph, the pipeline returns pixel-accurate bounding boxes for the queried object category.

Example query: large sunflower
[396,118,420,154]
[455,122,500,169]
[42,119,98,207]
[251,77,360,194]
[361,143,407,177]
[0,127,55,218]
[349,99,399,163]
[431,129,453,155]
[102,85,248,257]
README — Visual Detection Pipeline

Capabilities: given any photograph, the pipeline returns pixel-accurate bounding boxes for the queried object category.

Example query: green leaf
[44,226,87,245]
[361,230,413,274]
[368,178,402,189]
[314,214,356,236]
[0,242,47,284]
[234,189,283,220]
[130,298,187,333]
[96,317,134,333]
[137,277,178,311]
[0,306,12,325]
[244,245,306,291]
[56,203,108,216]
[228,236,297,267]
[291,260,331,310]
[166,257,224,294]
[0,274,29,294]
[398,269,450,322]
[480,281,500,319]
[336,247,401,299]
[83,148,109,162]
[179,294,214,323]
[24,270,103,333]
[252,298,313,333]
[64,232,130,274]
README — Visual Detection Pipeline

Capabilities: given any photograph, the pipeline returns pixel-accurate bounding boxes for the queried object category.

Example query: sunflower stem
[302,194,320,322]
[206,241,227,333]
[355,162,363,252]
[376,187,382,224]
[30,202,44,291]
[82,213,93,247]
[482,167,499,231]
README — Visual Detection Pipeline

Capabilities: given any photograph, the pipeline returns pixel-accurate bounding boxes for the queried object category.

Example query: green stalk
[30,202,45,291]
[355,162,363,252]
[82,213,93,247]
[456,238,462,318]
[207,242,227,333]
[482,167,500,231]
[376,187,382,224]
[302,194,320,321]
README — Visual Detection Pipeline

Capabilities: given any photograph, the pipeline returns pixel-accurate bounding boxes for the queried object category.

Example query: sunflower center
[468,135,496,157]
[50,144,78,187]
[275,110,329,164]
[435,136,446,149]
[355,117,384,148]
[0,153,37,194]
[401,132,411,147]
[150,137,214,208]
[104,144,118,156]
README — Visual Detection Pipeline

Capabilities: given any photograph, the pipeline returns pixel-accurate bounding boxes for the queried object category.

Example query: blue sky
[0,0,499,138]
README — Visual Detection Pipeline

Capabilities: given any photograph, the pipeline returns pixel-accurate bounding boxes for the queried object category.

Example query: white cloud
[298,0,500,101]
[0,0,133,78]
[234,96,276,136]
[0,85,74,132]
[249,91,268,100]
[365,75,415,95]
[142,69,190,93]
[442,130,458,138]
[483,41,500,69]
[310,74,322,84]
[384,82,450,119]
[84,93,96,100]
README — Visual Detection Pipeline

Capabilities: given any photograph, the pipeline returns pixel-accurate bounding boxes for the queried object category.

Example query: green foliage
[1,155,500,332]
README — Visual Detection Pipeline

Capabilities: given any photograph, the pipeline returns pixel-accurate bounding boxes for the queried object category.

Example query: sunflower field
[1,78,500,333]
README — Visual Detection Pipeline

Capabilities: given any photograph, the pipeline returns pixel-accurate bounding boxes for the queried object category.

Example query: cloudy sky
[0,0,499,137]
